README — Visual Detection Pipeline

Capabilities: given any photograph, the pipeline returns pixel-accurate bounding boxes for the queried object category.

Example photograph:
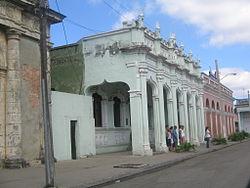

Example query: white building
[235,98,250,133]
[51,16,205,160]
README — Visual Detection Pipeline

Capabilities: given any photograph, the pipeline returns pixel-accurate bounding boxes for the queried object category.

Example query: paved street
[103,141,250,188]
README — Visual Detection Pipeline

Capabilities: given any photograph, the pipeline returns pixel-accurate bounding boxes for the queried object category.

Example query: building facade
[51,16,205,160]
[202,66,236,138]
[235,97,250,133]
[0,0,63,164]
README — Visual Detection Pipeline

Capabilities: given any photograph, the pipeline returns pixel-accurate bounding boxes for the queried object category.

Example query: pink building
[201,66,236,138]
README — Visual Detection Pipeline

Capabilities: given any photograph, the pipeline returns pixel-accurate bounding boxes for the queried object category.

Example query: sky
[49,0,250,99]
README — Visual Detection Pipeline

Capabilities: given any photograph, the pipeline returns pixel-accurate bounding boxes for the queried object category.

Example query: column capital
[170,80,178,87]
[7,28,22,40]
[182,85,189,91]
[129,90,141,98]
[138,67,148,77]
[153,95,159,101]
[156,71,164,82]
[167,98,173,103]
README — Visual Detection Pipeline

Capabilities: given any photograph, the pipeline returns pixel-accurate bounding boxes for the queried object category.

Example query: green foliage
[228,131,250,141]
[211,137,227,145]
[176,142,196,153]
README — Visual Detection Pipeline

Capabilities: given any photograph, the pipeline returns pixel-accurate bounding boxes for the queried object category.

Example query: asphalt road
[103,141,250,188]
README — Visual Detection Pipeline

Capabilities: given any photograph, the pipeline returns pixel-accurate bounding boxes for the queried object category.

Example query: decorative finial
[188,50,193,59]
[155,22,160,38]
[137,13,144,28]
[169,33,176,48]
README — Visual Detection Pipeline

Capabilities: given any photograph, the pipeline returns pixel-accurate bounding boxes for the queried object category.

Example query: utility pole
[39,0,55,187]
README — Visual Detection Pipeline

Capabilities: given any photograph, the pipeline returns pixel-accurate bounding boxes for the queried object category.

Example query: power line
[55,0,68,44]
[103,0,124,19]
[53,0,84,94]
[104,0,155,30]
[65,19,105,34]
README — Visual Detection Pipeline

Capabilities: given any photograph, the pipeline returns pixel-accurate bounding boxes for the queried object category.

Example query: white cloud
[112,10,139,29]
[220,68,250,98]
[155,0,250,46]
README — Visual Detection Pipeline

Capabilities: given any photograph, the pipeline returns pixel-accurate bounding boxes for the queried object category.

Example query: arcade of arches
[88,80,204,155]
[204,98,235,138]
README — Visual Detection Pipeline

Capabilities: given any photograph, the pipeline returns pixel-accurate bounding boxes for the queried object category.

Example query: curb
[71,139,250,188]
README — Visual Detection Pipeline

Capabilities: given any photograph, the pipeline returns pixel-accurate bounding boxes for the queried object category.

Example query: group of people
[165,125,185,151]
[165,125,212,150]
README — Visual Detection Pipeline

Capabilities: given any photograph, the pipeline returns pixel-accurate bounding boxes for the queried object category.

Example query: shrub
[211,137,227,145]
[228,131,250,141]
[176,142,196,153]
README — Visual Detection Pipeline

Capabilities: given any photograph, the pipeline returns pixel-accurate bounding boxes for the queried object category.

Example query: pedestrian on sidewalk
[173,126,178,151]
[166,127,172,151]
[204,126,211,148]
[179,125,185,144]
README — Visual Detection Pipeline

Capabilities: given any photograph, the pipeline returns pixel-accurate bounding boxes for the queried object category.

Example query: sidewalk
[0,140,249,188]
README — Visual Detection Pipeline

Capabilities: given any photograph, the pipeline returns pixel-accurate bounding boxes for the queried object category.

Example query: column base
[132,144,153,156]
[4,158,27,169]
[155,143,169,153]
[143,144,153,156]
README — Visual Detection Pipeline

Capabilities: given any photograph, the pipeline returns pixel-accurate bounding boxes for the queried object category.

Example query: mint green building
[51,15,205,160]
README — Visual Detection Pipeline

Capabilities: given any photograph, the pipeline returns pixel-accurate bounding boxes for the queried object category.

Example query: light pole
[39,0,55,187]
[220,73,237,81]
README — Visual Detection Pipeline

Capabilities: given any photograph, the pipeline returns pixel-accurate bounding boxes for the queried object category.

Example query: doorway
[70,120,77,160]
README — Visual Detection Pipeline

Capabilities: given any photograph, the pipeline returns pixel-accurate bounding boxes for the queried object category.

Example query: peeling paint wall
[0,29,7,159]
[19,37,42,160]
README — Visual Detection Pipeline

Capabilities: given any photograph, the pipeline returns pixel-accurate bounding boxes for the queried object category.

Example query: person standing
[173,126,178,151]
[166,127,172,151]
[179,126,185,144]
[205,127,211,148]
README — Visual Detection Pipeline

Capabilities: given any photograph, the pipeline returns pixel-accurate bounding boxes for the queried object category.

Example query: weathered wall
[19,37,41,160]
[0,28,7,159]
[52,91,95,161]
[51,43,84,94]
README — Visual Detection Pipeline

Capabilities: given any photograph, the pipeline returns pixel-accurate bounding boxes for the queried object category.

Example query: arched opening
[163,86,171,127]
[212,101,215,109]
[216,102,220,110]
[87,81,131,154]
[93,93,102,127]
[176,89,183,129]
[225,105,227,112]
[206,99,210,108]
[113,97,121,127]
[147,82,154,130]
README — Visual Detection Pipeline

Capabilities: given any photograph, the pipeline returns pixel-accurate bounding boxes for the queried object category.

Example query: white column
[156,78,168,152]
[189,104,195,143]
[6,29,22,159]
[139,70,152,155]
[171,86,179,127]
[153,96,161,152]
[183,90,190,142]
[192,93,199,145]
[199,94,205,142]
[101,98,108,127]
[107,100,114,128]
[238,112,242,131]
[120,101,126,127]
[129,90,144,155]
